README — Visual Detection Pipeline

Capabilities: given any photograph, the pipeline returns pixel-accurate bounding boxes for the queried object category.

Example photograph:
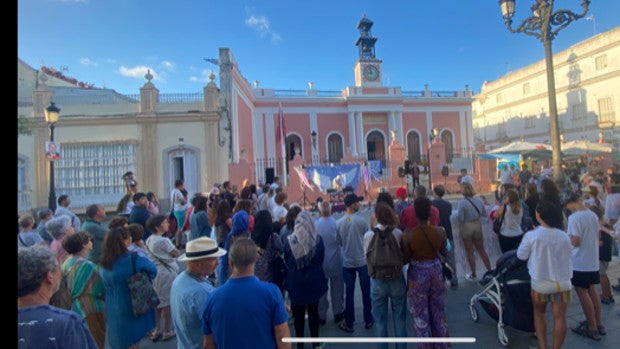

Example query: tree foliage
[18,114,33,136]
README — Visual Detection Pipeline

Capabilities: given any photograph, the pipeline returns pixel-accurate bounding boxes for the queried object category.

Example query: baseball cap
[344,193,364,207]
[559,190,580,206]
[395,187,407,199]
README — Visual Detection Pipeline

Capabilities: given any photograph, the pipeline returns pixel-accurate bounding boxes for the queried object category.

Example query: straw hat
[177,237,226,262]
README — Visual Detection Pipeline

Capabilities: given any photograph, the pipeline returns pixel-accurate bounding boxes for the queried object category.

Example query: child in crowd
[589,206,614,304]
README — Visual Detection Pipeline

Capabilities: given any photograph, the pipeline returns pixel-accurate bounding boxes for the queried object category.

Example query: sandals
[150,330,162,342]
[162,331,176,341]
[571,322,601,341]
[579,320,606,335]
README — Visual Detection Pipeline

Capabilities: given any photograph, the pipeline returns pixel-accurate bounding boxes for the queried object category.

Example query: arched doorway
[285,134,302,161]
[327,133,344,163]
[366,130,386,165]
[406,131,422,163]
[441,130,454,164]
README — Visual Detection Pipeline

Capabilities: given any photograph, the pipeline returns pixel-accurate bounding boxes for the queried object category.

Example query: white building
[472,25,620,157]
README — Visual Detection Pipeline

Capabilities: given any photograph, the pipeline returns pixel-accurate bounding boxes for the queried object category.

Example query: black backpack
[366,227,403,280]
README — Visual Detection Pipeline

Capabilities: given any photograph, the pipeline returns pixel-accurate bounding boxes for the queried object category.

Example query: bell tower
[354,14,382,87]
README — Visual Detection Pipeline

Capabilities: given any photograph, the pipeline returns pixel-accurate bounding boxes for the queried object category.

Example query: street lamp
[498,0,589,183]
[428,128,438,190]
[311,130,317,149]
[45,102,60,212]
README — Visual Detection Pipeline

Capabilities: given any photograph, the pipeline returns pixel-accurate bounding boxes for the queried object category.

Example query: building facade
[17,15,473,215]
[472,26,620,161]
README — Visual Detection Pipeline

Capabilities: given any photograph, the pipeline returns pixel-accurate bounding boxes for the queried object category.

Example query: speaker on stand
[265,168,275,185]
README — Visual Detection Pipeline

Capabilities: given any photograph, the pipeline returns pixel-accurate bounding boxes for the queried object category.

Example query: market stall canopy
[561,139,613,155]
[485,141,553,159]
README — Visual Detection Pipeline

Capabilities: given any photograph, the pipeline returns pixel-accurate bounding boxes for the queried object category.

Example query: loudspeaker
[441,166,449,177]
[265,168,275,184]
[404,160,412,174]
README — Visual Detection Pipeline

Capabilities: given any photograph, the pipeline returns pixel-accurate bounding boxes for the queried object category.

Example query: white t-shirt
[272,205,288,223]
[567,209,600,272]
[517,225,572,282]
[460,175,475,186]
[171,188,188,211]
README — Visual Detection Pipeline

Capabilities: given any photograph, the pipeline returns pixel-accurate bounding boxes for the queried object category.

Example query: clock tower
[354,14,382,87]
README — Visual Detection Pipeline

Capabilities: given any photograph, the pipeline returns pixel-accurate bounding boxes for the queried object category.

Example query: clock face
[363,65,379,81]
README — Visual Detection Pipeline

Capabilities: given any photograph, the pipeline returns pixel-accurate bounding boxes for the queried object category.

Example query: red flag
[275,105,286,145]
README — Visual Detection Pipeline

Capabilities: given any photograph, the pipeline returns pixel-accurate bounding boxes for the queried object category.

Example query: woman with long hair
[234,198,255,232]
[364,202,407,348]
[145,214,181,342]
[252,210,282,283]
[455,182,491,282]
[517,201,573,349]
[495,188,524,253]
[213,199,233,248]
[279,205,303,246]
[401,197,451,348]
[524,182,541,227]
[99,227,157,349]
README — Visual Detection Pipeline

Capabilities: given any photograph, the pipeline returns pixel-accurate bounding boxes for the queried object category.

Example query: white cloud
[118,65,157,80]
[159,60,176,71]
[79,57,98,67]
[189,69,213,84]
[244,6,282,44]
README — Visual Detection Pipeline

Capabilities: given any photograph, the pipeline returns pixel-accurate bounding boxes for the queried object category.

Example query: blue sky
[18,0,620,95]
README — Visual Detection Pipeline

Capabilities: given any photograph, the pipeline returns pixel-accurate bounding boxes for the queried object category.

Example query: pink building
[221,15,475,203]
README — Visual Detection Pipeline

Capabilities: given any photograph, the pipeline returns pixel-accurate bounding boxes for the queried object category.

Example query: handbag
[127,252,160,317]
[419,226,454,280]
[492,205,507,235]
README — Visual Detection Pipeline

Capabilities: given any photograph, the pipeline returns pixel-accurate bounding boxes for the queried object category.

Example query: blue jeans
[343,265,373,328]
[371,276,408,349]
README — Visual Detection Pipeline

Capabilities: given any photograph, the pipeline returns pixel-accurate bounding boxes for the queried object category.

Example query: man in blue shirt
[202,238,290,349]
[171,237,227,349]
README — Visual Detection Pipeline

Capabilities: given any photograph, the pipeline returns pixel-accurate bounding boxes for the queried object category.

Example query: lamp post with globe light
[498,0,589,183]
[45,102,60,212]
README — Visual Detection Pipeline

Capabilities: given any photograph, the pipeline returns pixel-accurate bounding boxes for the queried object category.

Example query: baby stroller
[468,250,534,346]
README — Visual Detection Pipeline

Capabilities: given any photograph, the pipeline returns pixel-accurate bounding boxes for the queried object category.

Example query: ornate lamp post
[45,102,60,212]
[311,130,317,149]
[498,0,590,183]
[428,128,438,190]
[311,130,318,165]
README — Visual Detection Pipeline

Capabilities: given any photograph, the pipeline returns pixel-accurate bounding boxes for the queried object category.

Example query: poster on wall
[45,141,61,161]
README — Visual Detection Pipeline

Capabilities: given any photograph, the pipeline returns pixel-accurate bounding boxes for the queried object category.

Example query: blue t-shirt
[202,275,288,349]
[18,305,98,349]
[171,271,216,349]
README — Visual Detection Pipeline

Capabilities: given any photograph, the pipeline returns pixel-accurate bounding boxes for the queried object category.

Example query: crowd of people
[17,159,620,349]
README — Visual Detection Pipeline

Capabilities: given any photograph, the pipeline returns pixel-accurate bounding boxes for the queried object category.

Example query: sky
[17,0,620,95]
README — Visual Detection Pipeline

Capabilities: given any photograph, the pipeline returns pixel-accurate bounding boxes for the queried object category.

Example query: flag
[275,104,286,145]
[294,166,314,190]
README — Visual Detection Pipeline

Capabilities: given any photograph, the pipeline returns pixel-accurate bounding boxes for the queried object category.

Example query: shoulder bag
[465,197,482,219]
[127,252,160,317]
[419,226,453,280]
[492,205,507,235]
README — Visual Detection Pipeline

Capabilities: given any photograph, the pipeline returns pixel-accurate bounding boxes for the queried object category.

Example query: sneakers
[464,274,478,283]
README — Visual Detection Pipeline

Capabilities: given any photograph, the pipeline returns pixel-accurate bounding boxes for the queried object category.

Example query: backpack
[366,227,403,280]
